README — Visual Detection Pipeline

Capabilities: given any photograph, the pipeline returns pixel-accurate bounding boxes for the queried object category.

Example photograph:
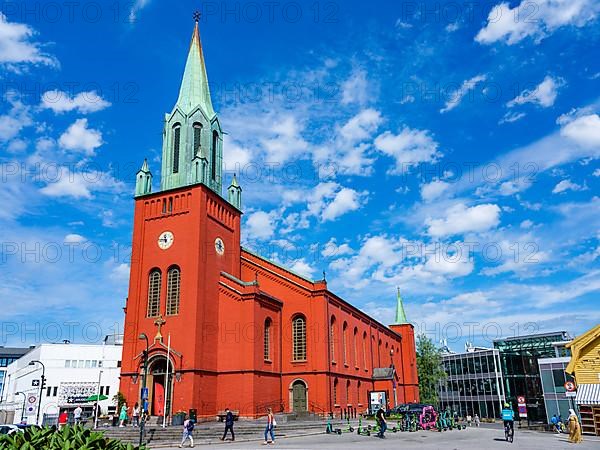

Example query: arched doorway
[291,380,307,413]
[147,355,174,417]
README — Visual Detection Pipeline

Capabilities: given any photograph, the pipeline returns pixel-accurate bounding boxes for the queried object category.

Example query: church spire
[394,287,408,324]
[175,13,215,118]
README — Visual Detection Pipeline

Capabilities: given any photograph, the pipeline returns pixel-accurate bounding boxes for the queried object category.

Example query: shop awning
[575,383,600,405]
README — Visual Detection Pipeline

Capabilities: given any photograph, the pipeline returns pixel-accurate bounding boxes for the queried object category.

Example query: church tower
[120,16,242,419]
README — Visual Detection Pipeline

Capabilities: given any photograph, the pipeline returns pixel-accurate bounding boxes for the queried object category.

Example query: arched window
[211,130,219,180]
[147,269,161,317]
[333,378,338,405]
[346,380,351,405]
[342,322,348,365]
[362,332,368,369]
[264,318,272,361]
[353,328,358,367]
[292,315,306,361]
[193,122,202,153]
[166,266,180,315]
[330,316,336,363]
[172,123,181,174]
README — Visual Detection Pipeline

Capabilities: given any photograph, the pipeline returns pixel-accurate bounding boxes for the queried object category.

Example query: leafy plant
[416,334,447,407]
[113,391,127,409]
[0,425,147,450]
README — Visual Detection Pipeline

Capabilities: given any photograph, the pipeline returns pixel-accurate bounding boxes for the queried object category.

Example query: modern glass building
[438,347,506,419]
[494,331,571,423]
[0,347,31,398]
[538,341,575,423]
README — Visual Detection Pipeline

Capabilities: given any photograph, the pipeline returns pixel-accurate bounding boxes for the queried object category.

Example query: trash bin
[189,409,197,422]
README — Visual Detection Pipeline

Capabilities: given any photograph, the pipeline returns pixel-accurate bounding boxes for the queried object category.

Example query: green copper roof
[175,20,215,118]
[230,173,240,188]
[394,287,408,324]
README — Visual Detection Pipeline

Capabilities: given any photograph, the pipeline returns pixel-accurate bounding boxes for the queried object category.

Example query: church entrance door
[148,356,173,417]
[292,380,307,413]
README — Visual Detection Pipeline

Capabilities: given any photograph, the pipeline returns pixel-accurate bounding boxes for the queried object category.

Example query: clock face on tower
[158,231,174,250]
[215,237,225,255]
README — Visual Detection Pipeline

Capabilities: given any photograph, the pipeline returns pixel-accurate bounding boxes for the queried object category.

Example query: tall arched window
[264,318,272,361]
[172,124,181,174]
[330,316,336,363]
[362,332,368,369]
[211,130,218,180]
[193,122,202,153]
[333,378,338,405]
[292,315,306,361]
[342,322,348,365]
[346,380,351,405]
[147,269,162,317]
[353,327,358,367]
[166,266,180,316]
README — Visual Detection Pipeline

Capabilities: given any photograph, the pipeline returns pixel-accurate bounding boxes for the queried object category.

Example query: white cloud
[507,76,563,108]
[260,115,309,163]
[0,13,57,67]
[322,238,354,259]
[339,109,382,142]
[475,0,600,45]
[0,91,32,142]
[307,182,368,222]
[341,69,370,105]
[288,258,317,278]
[424,253,474,278]
[499,111,526,124]
[7,138,27,153]
[426,203,501,237]
[552,179,583,194]
[223,135,252,171]
[245,210,276,241]
[64,233,86,244]
[40,167,125,199]
[128,0,152,23]
[560,114,600,148]
[440,74,486,113]
[593,168,600,177]
[374,127,441,173]
[520,219,534,229]
[41,90,111,114]
[421,180,450,202]
[58,118,103,155]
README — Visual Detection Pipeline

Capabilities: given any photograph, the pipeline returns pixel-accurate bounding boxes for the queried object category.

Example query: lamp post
[94,370,103,429]
[29,360,45,426]
[15,392,26,423]
[139,333,149,447]
[390,349,397,407]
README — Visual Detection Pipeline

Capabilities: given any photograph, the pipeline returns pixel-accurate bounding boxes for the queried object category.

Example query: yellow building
[566,324,600,435]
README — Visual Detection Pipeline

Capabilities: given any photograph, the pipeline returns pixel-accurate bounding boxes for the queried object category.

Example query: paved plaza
[156,425,600,449]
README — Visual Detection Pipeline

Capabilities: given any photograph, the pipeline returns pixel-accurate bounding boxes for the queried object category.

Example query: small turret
[135,159,152,197]
[227,173,242,209]
[191,146,209,184]
[394,287,408,324]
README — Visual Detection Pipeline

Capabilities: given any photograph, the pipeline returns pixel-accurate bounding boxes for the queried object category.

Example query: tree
[416,334,447,407]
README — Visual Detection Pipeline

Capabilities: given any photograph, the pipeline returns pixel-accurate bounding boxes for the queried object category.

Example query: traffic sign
[32,379,40,387]
[564,381,576,392]
[517,396,526,404]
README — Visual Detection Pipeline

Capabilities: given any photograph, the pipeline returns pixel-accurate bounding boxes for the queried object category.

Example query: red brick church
[120,18,419,419]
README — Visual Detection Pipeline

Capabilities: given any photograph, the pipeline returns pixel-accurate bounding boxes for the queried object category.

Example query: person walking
[132,403,140,427]
[375,406,387,438]
[220,408,235,441]
[119,402,129,427]
[179,419,195,448]
[263,407,275,445]
[73,406,83,425]
[568,409,583,444]
[466,413,472,427]
[474,414,480,427]
[179,417,195,448]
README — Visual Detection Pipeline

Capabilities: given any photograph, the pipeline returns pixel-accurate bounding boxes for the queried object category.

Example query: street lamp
[94,370,103,429]
[139,333,149,447]
[29,360,45,426]
[390,349,397,407]
[15,392,26,423]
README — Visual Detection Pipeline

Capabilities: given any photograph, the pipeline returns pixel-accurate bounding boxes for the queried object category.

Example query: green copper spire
[135,158,152,197]
[176,18,215,118]
[395,287,408,324]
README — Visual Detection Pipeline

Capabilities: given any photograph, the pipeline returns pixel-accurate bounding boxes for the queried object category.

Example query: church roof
[394,287,408,324]
[175,19,215,118]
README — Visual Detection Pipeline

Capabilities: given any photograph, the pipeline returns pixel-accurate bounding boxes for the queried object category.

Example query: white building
[0,339,122,425]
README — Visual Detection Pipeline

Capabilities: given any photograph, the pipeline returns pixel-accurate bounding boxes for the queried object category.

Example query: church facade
[120,19,419,419]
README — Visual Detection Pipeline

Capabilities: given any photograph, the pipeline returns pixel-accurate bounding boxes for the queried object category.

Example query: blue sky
[0,0,599,351]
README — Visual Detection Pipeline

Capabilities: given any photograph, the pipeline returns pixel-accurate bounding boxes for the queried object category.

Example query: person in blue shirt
[501,403,515,434]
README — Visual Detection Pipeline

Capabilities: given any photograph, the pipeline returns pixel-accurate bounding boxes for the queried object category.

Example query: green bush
[0,425,147,450]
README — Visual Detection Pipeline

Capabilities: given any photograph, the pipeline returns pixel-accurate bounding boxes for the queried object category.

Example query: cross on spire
[193,10,201,22]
